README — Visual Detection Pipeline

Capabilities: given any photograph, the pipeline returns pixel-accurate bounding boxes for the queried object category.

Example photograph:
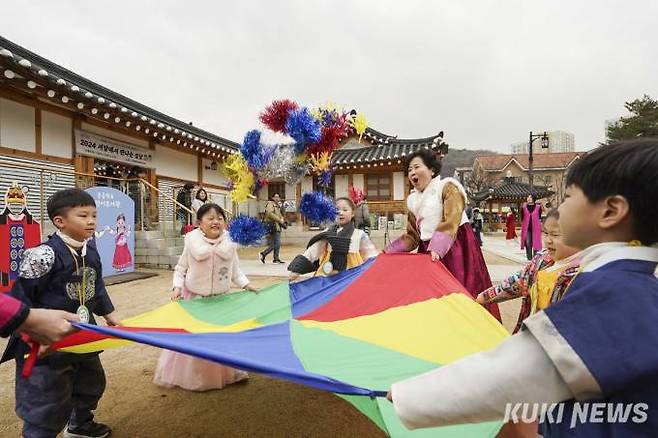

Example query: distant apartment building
[510,130,575,154]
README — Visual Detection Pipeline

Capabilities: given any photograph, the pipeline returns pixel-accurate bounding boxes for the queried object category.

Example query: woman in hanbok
[154,203,258,391]
[520,195,542,260]
[505,209,517,242]
[384,149,500,321]
[288,197,378,280]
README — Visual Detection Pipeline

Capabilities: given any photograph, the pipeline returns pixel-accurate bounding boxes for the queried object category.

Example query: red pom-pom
[349,186,365,205]
[307,125,342,155]
[259,100,299,133]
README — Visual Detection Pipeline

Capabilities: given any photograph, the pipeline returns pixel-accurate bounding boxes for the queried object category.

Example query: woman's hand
[386,390,393,402]
[430,250,440,262]
[171,287,183,301]
[18,308,79,345]
[245,284,259,293]
[476,293,487,305]
[289,273,300,282]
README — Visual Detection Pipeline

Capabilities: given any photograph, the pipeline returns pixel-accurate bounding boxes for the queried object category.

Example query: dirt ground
[0,251,521,438]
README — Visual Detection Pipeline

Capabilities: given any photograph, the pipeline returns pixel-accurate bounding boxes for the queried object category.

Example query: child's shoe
[63,421,112,438]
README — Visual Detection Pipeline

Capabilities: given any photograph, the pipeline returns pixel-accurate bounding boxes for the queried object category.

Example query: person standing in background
[176,183,194,235]
[191,188,208,226]
[259,193,287,264]
[520,194,542,260]
[505,208,517,243]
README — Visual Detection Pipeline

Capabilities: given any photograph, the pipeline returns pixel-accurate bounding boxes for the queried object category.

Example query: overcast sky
[2,1,657,152]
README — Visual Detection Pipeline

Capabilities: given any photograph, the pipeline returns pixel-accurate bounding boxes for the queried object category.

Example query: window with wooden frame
[366,173,391,200]
[268,182,286,200]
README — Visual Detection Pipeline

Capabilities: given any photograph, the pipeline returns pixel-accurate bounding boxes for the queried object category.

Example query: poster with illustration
[86,187,135,278]
[0,182,41,293]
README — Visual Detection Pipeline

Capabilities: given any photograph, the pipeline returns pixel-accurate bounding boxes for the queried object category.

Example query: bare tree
[465,169,497,206]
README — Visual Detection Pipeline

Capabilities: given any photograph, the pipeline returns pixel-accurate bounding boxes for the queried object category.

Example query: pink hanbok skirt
[419,223,501,322]
[153,288,248,391]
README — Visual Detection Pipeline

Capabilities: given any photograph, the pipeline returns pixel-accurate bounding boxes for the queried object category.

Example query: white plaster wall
[301,176,313,194]
[41,111,72,158]
[80,122,149,148]
[393,172,405,200]
[335,174,349,197]
[285,183,296,200]
[201,158,229,187]
[352,173,364,191]
[0,98,35,152]
[154,145,197,181]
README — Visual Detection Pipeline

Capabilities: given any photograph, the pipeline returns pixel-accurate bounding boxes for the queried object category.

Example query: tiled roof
[333,129,446,166]
[471,178,553,202]
[475,152,583,171]
[0,36,239,158]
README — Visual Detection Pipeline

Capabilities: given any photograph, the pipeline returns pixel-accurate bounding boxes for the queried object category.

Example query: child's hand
[430,250,440,262]
[245,284,259,293]
[386,390,393,402]
[476,294,486,305]
[171,287,183,301]
[103,312,121,326]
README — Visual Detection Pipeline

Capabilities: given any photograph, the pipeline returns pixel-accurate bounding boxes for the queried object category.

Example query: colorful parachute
[58,254,508,437]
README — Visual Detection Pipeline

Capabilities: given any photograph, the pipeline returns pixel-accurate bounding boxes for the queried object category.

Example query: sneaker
[63,422,112,438]
[259,252,265,264]
[273,259,285,264]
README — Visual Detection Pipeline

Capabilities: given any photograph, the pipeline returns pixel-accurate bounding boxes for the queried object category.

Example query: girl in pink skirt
[154,203,258,391]
[384,148,500,321]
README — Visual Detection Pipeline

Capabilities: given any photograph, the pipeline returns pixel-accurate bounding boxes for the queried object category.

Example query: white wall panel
[0,98,35,152]
[41,111,72,158]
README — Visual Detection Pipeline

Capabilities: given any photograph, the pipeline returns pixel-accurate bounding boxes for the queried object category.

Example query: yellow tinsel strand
[350,113,368,143]
[222,154,255,203]
[309,151,332,173]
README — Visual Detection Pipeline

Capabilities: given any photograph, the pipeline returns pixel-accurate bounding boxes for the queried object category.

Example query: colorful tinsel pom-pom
[299,191,337,224]
[259,99,299,133]
[286,107,322,153]
[228,214,267,246]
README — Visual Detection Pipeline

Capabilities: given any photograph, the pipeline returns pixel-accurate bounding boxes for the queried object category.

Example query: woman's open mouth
[410,176,419,186]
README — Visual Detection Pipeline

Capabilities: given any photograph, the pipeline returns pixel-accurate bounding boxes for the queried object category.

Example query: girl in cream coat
[154,203,257,391]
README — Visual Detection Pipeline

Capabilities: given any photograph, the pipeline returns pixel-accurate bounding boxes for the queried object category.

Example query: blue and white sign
[86,187,135,278]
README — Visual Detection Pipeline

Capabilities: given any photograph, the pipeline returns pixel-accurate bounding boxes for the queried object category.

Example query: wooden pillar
[197,155,203,185]
[35,108,42,155]
[146,140,158,226]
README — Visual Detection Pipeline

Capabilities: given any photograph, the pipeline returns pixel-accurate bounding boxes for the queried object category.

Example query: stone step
[135,254,179,267]
[135,246,184,257]
[166,237,184,247]
[134,230,164,240]
[145,239,167,250]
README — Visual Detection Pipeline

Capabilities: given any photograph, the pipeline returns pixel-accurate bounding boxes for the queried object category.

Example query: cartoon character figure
[0,182,42,293]
[109,213,132,272]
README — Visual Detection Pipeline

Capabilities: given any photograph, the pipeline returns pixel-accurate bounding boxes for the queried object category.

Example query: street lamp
[527,131,549,193]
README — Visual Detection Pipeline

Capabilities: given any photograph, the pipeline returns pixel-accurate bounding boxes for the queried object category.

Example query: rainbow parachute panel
[59,254,508,437]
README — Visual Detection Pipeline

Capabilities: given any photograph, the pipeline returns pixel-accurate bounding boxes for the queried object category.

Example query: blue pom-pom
[285,107,321,153]
[317,170,333,188]
[228,214,267,246]
[241,129,273,171]
[299,191,337,224]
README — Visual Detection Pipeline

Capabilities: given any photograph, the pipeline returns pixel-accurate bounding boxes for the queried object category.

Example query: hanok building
[0,35,239,235]
[243,128,448,230]
[1,35,448,238]
[470,152,583,231]
[472,152,583,206]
